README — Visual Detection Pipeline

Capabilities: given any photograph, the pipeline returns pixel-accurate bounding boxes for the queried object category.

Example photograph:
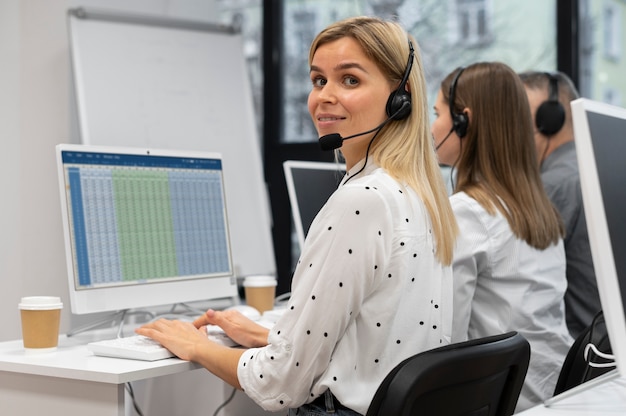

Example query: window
[579,0,626,105]
[603,1,622,61]
[285,9,318,142]
[603,87,622,106]
[455,0,493,47]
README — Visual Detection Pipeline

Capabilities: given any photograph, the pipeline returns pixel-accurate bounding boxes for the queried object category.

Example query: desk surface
[0,334,200,384]
[518,372,626,415]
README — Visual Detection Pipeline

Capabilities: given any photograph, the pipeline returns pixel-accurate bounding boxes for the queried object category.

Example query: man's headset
[534,72,565,136]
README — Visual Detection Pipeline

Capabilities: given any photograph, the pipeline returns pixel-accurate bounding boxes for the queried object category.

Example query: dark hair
[518,71,580,103]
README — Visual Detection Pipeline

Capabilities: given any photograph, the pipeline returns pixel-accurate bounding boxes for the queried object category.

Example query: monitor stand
[66,309,155,338]
[66,297,239,338]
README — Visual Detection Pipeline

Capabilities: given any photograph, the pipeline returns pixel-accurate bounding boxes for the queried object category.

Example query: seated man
[519,71,601,338]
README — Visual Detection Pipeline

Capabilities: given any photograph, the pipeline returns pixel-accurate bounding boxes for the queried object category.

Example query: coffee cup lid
[243,275,277,288]
[18,296,63,310]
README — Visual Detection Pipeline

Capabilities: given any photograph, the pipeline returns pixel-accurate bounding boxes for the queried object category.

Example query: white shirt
[450,192,573,412]
[238,161,453,414]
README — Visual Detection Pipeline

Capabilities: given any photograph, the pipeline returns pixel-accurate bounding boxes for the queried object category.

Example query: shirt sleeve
[450,194,491,342]
[237,183,393,411]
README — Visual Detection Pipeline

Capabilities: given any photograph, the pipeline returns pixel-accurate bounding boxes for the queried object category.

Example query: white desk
[0,334,201,416]
[518,372,626,415]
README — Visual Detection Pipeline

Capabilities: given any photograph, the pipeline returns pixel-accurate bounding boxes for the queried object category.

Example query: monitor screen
[572,98,626,376]
[56,144,237,314]
[283,160,346,252]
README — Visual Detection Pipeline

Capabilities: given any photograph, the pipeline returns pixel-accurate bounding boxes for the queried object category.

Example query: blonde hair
[309,17,458,265]
[442,62,564,249]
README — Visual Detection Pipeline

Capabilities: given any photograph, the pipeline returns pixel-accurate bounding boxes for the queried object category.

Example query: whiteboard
[67,8,275,278]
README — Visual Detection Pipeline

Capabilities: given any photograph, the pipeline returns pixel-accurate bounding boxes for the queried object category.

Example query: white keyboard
[87,335,175,361]
[87,328,239,361]
[206,325,240,347]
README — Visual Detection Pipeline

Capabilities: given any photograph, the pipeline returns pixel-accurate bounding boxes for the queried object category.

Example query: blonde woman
[139,17,457,415]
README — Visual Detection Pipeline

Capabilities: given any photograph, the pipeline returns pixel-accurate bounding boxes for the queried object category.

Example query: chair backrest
[366,331,530,416]
[553,311,614,395]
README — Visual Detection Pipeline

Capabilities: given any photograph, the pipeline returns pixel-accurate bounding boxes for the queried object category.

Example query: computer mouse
[225,304,261,321]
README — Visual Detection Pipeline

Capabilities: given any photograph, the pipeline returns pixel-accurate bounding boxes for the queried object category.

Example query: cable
[581,311,600,381]
[341,128,382,186]
[212,387,237,416]
[584,343,616,367]
[116,310,129,338]
[126,382,145,416]
[169,302,206,316]
[446,138,463,193]
[448,164,457,193]
[581,310,613,380]
[274,292,291,306]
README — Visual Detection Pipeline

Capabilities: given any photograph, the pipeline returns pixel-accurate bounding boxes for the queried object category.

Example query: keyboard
[206,325,239,347]
[87,335,175,361]
[87,327,240,361]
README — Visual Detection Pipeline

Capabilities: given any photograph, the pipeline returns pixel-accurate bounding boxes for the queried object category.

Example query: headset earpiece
[385,41,414,120]
[535,73,565,136]
[386,90,411,120]
[452,111,468,138]
[449,67,468,138]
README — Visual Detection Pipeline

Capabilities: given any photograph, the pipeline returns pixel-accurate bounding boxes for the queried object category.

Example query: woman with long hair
[138,17,457,415]
[432,61,573,411]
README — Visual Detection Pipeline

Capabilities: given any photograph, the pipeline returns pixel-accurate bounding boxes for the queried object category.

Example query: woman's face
[432,88,462,166]
[308,37,393,165]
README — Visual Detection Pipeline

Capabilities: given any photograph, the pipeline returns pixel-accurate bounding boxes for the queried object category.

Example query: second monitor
[283,160,346,252]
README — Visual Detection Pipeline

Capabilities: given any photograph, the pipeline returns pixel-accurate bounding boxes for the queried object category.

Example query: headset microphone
[435,126,455,150]
[318,101,410,151]
[318,133,344,151]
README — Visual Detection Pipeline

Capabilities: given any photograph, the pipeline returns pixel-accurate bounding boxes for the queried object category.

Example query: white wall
[0,0,20,340]
[0,1,278,414]
[0,0,234,344]
[0,0,233,344]
[1,0,71,343]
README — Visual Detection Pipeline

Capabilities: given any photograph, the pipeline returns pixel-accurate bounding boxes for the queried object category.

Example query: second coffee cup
[243,275,277,314]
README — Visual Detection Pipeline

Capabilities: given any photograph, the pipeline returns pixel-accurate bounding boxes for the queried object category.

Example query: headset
[449,67,468,138]
[535,72,565,136]
[385,40,414,121]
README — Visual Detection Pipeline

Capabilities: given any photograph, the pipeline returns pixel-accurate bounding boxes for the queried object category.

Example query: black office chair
[553,311,615,395]
[366,331,530,416]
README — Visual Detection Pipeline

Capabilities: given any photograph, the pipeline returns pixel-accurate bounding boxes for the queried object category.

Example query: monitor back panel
[572,98,626,376]
[283,160,345,251]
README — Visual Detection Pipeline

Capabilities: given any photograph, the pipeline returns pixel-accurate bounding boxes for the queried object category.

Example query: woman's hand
[193,309,270,348]
[135,319,210,362]
[136,318,245,389]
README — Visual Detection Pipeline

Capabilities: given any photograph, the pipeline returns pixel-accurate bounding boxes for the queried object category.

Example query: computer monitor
[56,144,238,315]
[572,98,626,377]
[283,160,346,251]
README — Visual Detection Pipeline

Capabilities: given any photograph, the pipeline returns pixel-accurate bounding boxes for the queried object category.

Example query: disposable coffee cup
[18,296,63,353]
[243,275,277,314]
